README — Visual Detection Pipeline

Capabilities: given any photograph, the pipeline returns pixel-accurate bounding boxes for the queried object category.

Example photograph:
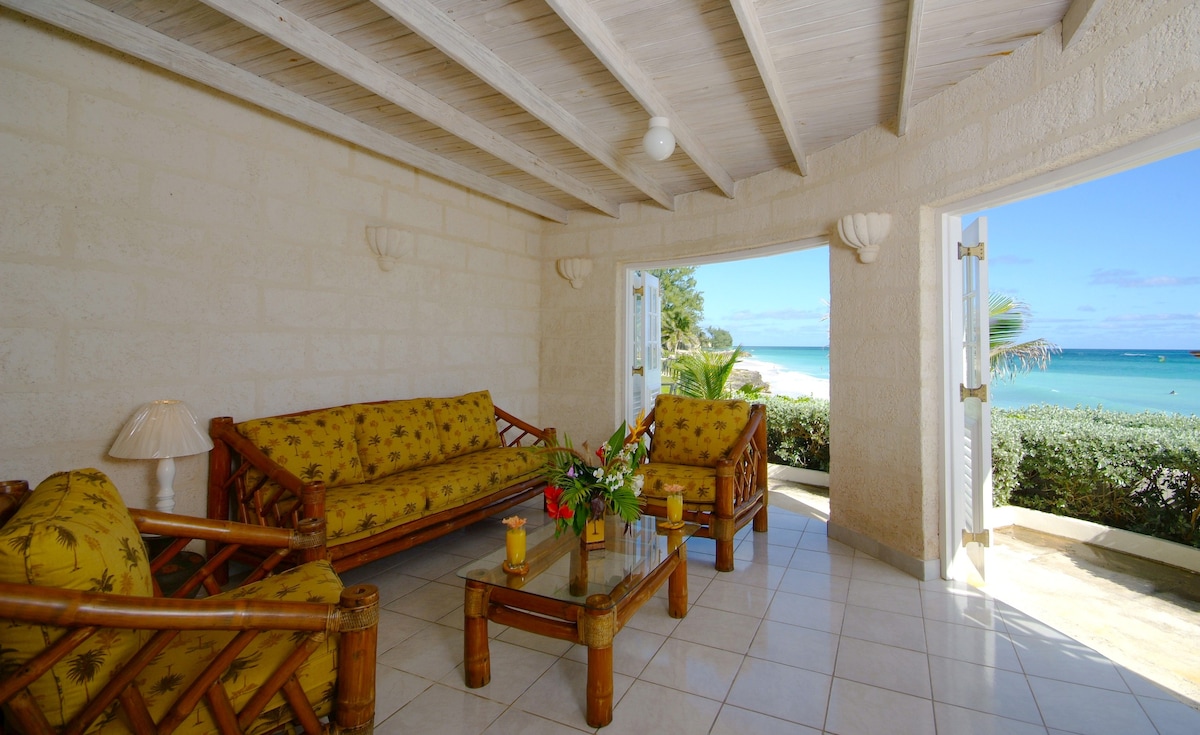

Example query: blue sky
[695,148,1200,350]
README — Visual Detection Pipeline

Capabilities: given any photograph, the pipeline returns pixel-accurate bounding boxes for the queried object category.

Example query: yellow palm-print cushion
[636,463,718,505]
[649,395,751,468]
[353,399,444,480]
[396,446,546,513]
[115,561,343,735]
[0,469,153,729]
[237,406,363,488]
[433,390,502,460]
[322,480,427,545]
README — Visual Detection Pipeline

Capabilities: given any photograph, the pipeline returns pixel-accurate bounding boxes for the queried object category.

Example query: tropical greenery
[542,424,648,537]
[670,346,749,399]
[764,397,1200,548]
[651,267,705,357]
[989,292,1061,382]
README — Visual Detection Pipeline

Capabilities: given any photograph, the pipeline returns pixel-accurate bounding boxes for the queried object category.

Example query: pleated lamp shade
[110,400,213,459]
[110,400,212,513]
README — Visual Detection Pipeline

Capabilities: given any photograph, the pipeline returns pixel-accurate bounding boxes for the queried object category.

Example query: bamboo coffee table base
[463,542,689,728]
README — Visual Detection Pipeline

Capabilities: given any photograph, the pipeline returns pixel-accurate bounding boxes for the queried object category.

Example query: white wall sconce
[109,400,213,514]
[365,226,413,271]
[556,257,593,289]
[837,212,891,264]
[642,117,675,161]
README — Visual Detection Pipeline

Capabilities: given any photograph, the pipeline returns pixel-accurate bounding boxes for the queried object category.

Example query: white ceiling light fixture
[642,117,675,161]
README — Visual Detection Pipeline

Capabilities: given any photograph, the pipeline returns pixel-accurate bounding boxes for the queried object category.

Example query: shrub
[994,406,1200,548]
[764,397,1200,547]
[764,395,830,472]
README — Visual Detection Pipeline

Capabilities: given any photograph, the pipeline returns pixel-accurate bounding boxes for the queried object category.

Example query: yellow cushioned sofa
[630,394,769,572]
[0,469,378,735]
[208,390,554,573]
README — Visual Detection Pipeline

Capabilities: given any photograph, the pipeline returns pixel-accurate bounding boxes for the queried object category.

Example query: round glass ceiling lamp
[642,117,675,161]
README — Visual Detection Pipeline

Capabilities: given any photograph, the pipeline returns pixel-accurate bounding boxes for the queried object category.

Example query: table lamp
[109,400,213,513]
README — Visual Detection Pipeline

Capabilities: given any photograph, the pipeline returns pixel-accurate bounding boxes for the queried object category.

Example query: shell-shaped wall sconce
[556,257,593,289]
[365,226,413,271]
[837,212,891,264]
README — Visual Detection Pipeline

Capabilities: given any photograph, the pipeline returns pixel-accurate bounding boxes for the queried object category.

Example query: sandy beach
[739,357,830,400]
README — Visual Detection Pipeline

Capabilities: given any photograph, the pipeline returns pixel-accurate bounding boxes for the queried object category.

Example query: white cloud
[1089,269,1200,287]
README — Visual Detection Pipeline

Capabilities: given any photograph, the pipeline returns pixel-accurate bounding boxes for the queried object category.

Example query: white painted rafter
[896,0,926,137]
[195,0,620,218]
[372,0,673,212]
[544,0,736,197]
[728,0,808,176]
[0,0,569,222]
[1063,0,1106,49]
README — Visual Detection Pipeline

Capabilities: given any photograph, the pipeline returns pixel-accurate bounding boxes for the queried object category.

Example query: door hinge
[957,241,986,260]
[962,529,992,547]
[960,384,988,402]
[631,366,644,376]
[632,285,644,297]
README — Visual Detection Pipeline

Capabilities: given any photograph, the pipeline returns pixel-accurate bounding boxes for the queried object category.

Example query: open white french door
[625,270,662,427]
[944,216,993,582]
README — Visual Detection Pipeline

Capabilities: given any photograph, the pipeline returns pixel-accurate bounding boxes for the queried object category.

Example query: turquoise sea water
[743,346,1200,415]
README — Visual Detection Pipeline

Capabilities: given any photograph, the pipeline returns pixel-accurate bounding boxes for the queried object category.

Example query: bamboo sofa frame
[207,399,554,574]
[629,399,769,572]
[0,478,378,735]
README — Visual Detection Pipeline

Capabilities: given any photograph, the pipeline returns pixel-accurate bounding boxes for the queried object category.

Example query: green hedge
[764,396,830,472]
[764,397,1200,548]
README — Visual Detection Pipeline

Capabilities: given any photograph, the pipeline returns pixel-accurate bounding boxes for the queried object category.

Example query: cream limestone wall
[0,12,544,516]
[541,0,1200,575]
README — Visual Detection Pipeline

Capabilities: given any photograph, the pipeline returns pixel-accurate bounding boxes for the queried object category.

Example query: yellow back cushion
[433,390,502,460]
[237,406,363,488]
[0,469,153,727]
[648,395,751,468]
[353,399,445,479]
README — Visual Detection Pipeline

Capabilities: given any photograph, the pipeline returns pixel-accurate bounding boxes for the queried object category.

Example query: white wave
[738,357,830,400]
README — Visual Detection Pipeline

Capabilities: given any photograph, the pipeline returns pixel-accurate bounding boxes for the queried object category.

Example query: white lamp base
[154,457,176,514]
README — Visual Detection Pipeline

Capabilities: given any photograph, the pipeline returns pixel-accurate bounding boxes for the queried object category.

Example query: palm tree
[661,310,700,357]
[671,347,747,399]
[989,293,1060,382]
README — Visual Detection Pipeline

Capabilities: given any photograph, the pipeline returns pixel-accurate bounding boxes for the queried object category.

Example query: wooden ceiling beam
[2,0,569,223]
[728,0,808,176]
[896,0,926,137]
[372,0,674,212]
[196,0,621,218]
[544,0,736,197]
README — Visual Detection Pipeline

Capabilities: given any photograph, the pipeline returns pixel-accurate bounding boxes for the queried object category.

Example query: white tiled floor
[340,496,1200,735]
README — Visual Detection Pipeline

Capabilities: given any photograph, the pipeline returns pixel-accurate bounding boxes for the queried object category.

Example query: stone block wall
[0,11,544,515]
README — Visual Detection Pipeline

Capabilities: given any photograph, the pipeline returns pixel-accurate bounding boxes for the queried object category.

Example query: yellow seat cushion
[322,479,428,545]
[353,399,444,480]
[635,463,719,505]
[433,390,502,460]
[237,406,363,488]
[649,395,751,468]
[109,561,344,735]
[0,469,153,729]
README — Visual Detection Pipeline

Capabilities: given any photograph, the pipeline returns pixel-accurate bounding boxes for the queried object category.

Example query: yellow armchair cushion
[119,561,344,735]
[635,463,719,505]
[353,399,444,480]
[237,406,363,488]
[0,469,153,729]
[648,395,751,468]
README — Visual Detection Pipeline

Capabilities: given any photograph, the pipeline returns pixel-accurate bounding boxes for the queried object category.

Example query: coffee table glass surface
[456,514,698,606]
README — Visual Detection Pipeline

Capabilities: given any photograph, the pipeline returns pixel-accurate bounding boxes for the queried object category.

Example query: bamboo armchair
[629,395,769,571]
[0,470,377,735]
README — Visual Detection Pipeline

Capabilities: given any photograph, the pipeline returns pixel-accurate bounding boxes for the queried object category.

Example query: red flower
[595,447,605,459]
[545,486,574,521]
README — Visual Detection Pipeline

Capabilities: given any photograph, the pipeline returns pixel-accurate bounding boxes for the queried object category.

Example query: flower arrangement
[543,422,648,537]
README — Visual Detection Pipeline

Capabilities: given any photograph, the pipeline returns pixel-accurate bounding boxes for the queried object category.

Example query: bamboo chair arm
[494,406,555,447]
[130,508,315,550]
[0,581,342,632]
[209,418,306,495]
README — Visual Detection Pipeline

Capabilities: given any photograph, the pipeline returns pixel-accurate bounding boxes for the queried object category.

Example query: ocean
[742,346,1200,415]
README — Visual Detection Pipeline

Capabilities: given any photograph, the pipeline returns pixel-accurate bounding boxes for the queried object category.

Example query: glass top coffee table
[457,514,698,728]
